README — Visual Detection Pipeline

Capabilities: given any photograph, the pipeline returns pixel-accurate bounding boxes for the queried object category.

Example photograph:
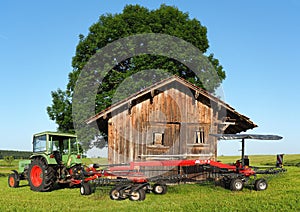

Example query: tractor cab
[32,132,82,168]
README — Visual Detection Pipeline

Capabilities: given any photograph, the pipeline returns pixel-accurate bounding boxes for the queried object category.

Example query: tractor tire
[254,179,268,191]
[28,158,56,192]
[8,173,19,188]
[153,183,167,195]
[80,183,92,195]
[230,178,244,191]
[129,188,146,201]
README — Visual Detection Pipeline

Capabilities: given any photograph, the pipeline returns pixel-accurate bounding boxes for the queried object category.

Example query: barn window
[195,128,205,144]
[153,132,164,146]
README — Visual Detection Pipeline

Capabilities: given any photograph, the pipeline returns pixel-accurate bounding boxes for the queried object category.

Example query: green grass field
[0,155,299,211]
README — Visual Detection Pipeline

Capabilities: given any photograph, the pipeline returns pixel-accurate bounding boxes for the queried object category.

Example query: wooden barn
[87,76,257,171]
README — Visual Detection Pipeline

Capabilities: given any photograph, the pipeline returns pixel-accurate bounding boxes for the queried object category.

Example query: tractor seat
[53,151,63,165]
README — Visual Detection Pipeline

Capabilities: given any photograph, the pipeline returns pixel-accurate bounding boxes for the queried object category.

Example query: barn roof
[86,75,257,134]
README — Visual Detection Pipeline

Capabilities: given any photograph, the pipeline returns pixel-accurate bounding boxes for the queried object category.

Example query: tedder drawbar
[8,133,286,201]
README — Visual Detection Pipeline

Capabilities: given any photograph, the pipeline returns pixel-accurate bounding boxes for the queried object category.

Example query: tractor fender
[30,154,56,165]
[11,170,20,181]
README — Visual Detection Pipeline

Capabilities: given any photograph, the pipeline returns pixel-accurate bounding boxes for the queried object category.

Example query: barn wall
[107,85,218,165]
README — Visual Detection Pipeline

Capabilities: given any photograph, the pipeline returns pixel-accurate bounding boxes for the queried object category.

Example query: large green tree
[47,4,226,150]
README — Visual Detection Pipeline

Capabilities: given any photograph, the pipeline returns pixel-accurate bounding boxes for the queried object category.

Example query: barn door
[164,123,180,156]
[144,123,180,177]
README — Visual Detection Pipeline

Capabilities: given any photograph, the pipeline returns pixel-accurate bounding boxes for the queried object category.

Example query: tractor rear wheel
[230,178,244,191]
[129,188,146,201]
[254,179,268,191]
[8,173,19,188]
[153,183,167,194]
[28,158,56,192]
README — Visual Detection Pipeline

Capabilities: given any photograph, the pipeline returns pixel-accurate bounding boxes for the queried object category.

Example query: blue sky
[0,1,299,157]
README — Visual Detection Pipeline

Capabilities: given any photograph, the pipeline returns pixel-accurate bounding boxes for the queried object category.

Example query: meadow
[0,155,299,211]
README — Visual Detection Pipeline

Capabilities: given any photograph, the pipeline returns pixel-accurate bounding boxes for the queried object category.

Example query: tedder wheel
[80,183,92,195]
[254,179,268,191]
[218,177,231,189]
[152,183,167,195]
[129,188,146,201]
[109,186,126,200]
[230,178,244,191]
[8,173,19,188]
[27,158,56,192]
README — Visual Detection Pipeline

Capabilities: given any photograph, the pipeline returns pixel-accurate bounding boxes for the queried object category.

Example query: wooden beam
[151,89,155,97]
[194,91,200,99]
[128,101,132,115]
[103,113,107,120]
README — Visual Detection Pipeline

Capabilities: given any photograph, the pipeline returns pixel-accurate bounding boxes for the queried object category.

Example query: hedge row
[0,150,32,159]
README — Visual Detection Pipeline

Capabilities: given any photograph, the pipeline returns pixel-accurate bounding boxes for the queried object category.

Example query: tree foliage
[47,4,226,150]
[47,89,73,133]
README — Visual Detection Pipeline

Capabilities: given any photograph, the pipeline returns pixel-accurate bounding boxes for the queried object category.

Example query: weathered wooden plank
[107,118,113,164]
[131,104,138,161]
[173,87,179,122]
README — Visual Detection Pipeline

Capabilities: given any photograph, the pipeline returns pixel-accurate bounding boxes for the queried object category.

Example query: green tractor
[8,131,83,191]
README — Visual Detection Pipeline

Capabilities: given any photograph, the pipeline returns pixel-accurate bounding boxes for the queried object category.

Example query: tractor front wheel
[8,173,19,188]
[28,158,56,192]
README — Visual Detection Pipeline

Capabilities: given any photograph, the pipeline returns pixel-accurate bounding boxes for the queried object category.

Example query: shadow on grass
[0,173,8,177]
[16,184,30,188]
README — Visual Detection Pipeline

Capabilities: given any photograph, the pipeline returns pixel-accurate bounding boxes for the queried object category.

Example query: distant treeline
[0,150,32,159]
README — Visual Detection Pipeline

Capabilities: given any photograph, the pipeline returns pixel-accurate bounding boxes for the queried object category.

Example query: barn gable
[87,76,257,164]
